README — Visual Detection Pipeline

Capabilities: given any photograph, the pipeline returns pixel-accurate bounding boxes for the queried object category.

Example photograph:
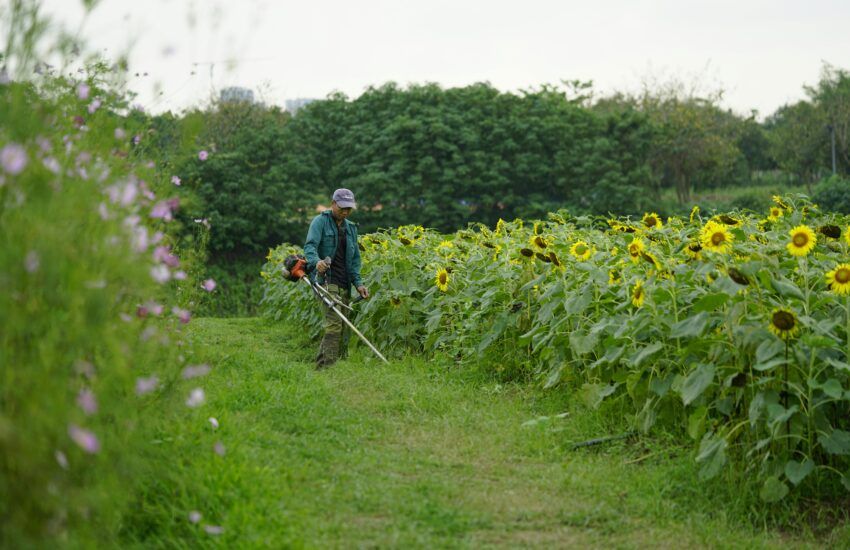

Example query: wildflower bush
[263,197,850,501]
[0,4,221,545]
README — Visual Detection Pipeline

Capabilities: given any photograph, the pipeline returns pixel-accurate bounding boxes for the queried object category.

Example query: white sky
[38,0,850,117]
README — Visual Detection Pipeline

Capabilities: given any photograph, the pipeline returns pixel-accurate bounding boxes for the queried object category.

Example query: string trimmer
[281,254,388,364]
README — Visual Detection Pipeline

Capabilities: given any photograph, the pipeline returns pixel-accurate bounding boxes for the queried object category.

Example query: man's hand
[357,285,369,299]
[316,259,329,274]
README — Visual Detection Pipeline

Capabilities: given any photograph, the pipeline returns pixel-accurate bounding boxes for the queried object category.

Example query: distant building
[220,87,254,103]
[285,98,317,114]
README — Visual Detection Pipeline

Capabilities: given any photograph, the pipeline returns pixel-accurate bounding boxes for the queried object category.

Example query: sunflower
[495,218,506,235]
[435,268,449,292]
[627,237,645,263]
[399,236,413,246]
[533,221,544,235]
[519,247,534,258]
[768,308,800,340]
[548,251,562,267]
[608,269,622,286]
[642,212,663,230]
[689,205,700,224]
[640,251,661,271]
[610,246,619,257]
[685,242,702,260]
[436,240,454,256]
[786,225,816,257]
[768,206,784,221]
[700,221,733,254]
[819,225,841,239]
[570,240,592,261]
[772,195,791,211]
[631,280,646,308]
[826,263,850,295]
[530,234,549,250]
[715,214,740,226]
[727,267,750,286]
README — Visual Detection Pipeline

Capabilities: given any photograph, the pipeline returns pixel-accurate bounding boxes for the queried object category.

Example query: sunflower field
[262,196,850,501]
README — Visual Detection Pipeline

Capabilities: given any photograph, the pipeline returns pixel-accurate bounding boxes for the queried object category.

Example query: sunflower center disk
[772,311,796,330]
[793,234,808,247]
[836,268,850,284]
[711,233,725,245]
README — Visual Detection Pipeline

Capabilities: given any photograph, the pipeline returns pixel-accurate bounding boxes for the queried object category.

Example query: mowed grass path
[138,318,828,548]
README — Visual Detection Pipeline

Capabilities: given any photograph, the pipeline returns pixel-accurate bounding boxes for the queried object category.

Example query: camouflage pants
[315,284,351,368]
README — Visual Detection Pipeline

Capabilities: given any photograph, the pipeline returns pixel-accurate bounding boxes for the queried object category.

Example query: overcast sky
[39,0,850,117]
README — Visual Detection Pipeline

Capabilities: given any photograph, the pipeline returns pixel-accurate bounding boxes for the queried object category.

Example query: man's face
[331,201,353,221]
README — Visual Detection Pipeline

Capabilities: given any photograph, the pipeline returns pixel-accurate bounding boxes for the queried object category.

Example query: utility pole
[828,123,837,175]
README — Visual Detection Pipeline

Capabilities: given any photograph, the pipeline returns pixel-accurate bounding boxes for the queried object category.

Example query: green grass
[122,317,846,548]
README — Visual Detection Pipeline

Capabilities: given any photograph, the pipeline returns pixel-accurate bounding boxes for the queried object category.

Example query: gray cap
[332,188,356,208]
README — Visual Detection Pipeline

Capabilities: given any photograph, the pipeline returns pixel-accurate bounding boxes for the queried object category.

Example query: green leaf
[760,476,789,502]
[679,363,716,406]
[785,458,814,486]
[696,433,727,480]
[569,330,599,356]
[688,405,708,440]
[629,342,664,368]
[756,339,784,363]
[749,391,765,427]
[670,312,710,338]
[754,357,787,372]
[771,276,805,301]
[820,378,844,399]
[842,471,850,492]
[820,429,850,455]
[691,293,729,313]
[580,382,617,409]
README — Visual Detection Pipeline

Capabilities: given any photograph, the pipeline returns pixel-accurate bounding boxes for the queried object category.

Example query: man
[304,188,369,369]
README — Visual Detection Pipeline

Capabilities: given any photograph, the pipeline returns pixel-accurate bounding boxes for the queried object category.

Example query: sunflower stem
[846,295,850,364]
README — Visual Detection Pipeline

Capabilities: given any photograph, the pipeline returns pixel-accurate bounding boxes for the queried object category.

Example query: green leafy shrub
[0,6,216,545]
[813,175,850,214]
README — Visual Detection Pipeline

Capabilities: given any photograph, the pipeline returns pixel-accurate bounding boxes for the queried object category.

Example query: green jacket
[304,210,363,289]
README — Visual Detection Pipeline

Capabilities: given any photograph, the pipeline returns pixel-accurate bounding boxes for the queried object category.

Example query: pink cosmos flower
[75,360,95,378]
[146,301,164,316]
[208,417,219,429]
[202,279,216,292]
[55,450,69,470]
[182,364,211,379]
[114,128,126,140]
[133,226,150,253]
[120,312,133,322]
[76,388,98,415]
[43,157,60,174]
[213,441,226,456]
[173,307,191,324]
[68,425,100,454]
[36,136,51,152]
[77,83,90,100]
[188,511,202,524]
[135,376,159,396]
[173,270,187,280]
[171,175,181,186]
[140,326,157,342]
[150,200,173,221]
[150,265,171,284]
[25,251,40,273]
[204,525,224,535]
[186,388,205,408]
[132,135,141,145]
[198,150,208,161]
[1,143,28,175]
[88,99,102,114]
